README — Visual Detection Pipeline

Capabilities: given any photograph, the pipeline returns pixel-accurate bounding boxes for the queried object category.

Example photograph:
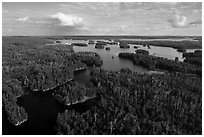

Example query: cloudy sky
[2,2,202,36]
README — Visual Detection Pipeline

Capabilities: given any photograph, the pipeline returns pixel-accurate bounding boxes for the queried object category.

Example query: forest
[2,36,102,126]
[183,50,202,67]
[2,36,202,135]
[117,39,202,51]
[118,52,202,76]
[56,68,202,135]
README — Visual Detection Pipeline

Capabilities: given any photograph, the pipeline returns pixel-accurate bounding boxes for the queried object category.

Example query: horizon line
[2,35,202,37]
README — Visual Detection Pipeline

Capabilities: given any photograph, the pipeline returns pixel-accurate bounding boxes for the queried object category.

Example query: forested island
[2,36,202,135]
[118,51,202,76]
[117,39,202,51]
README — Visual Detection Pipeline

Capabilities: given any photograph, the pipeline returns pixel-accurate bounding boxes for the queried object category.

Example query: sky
[2,2,202,36]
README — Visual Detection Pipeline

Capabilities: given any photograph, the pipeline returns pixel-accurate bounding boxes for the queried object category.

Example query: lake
[2,69,99,135]
[58,39,187,65]
[119,38,198,41]
[3,38,199,135]
[129,44,184,61]
[73,44,149,73]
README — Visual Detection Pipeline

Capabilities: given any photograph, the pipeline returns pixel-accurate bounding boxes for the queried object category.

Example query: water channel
[3,38,200,134]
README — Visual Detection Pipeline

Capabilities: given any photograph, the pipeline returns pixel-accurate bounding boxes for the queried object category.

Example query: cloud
[2,9,8,14]
[35,20,51,24]
[50,12,83,27]
[120,25,128,31]
[16,16,29,22]
[168,14,202,28]
[168,15,188,28]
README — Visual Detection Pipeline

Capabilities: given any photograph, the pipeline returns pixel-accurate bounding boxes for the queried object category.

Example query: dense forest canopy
[56,68,202,134]
[2,36,202,135]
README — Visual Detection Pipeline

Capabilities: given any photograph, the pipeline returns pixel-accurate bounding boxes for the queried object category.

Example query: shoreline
[12,67,87,127]
[14,118,28,126]
[30,67,87,92]
[65,96,97,106]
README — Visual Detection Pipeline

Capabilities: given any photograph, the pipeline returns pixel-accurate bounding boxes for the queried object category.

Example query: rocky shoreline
[32,79,74,92]
[12,67,87,127]
[65,96,96,106]
[14,119,27,126]
[31,67,86,92]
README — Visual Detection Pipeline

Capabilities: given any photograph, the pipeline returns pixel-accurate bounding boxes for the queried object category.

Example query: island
[71,43,88,47]
[2,36,202,135]
[95,43,105,49]
[119,42,130,48]
[105,47,110,50]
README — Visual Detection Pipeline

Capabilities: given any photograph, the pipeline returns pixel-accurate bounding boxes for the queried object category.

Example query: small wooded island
[2,36,202,135]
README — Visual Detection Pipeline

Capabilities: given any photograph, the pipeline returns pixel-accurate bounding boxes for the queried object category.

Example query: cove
[3,39,187,135]
[58,39,191,70]
[2,69,99,135]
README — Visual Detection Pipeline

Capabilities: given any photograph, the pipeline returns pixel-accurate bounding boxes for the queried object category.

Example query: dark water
[73,69,91,86]
[2,40,150,135]
[4,39,184,134]
[2,69,99,135]
[2,93,100,135]
[2,92,65,135]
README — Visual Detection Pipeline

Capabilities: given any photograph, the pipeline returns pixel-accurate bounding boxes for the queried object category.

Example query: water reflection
[58,39,187,70]
[186,49,201,53]
[130,44,184,61]
[2,91,66,135]
[3,38,200,135]
[3,81,100,135]
[73,43,149,73]
[59,39,187,62]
